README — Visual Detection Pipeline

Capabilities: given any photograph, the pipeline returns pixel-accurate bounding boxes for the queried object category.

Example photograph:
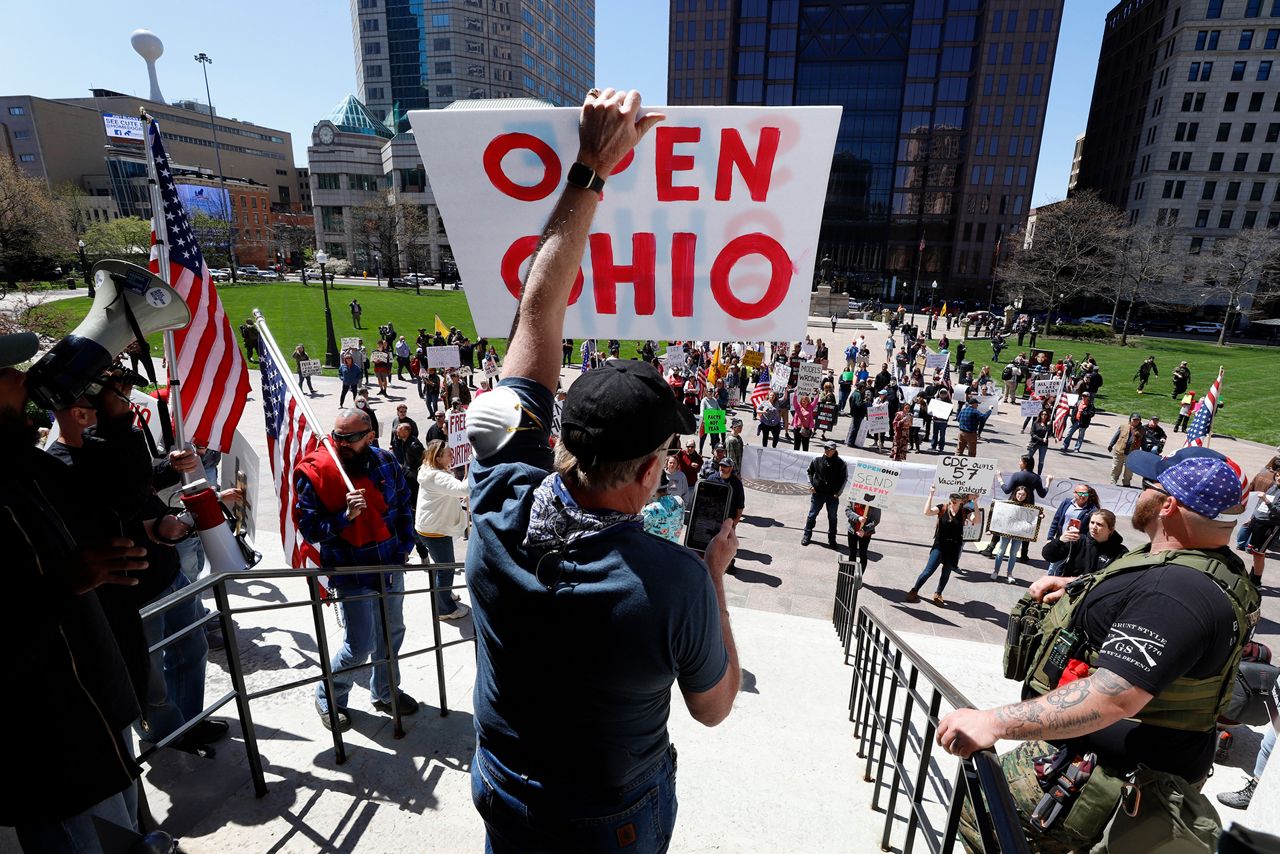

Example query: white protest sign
[865,403,890,434]
[800,342,817,359]
[1020,400,1042,418]
[1067,394,1080,407]
[851,459,901,505]
[1034,379,1063,398]
[664,346,687,369]
[370,350,391,364]
[769,363,791,394]
[299,359,322,377]
[410,105,842,339]
[795,361,823,395]
[924,351,950,374]
[728,385,741,407]
[927,399,955,421]
[427,345,461,369]
[933,455,998,497]
[901,386,922,404]
[484,360,500,379]
[976,393,1001,415]
[341,337,361,351]
[448,409,472,468]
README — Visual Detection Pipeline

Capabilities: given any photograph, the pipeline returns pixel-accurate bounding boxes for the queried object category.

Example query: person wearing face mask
[295,408,418,732]
[1045,485,1100,576]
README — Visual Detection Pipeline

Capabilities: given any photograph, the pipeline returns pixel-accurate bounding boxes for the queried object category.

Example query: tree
[1197,226,1280,345]
[81,217,153,267]
[191,213,233,269]
[994,190,1124,325]
[0,156,73,287]
[266,211,314,269]
[397,202,432,287]
[1107,222,1181,346]
[350,197,400,281]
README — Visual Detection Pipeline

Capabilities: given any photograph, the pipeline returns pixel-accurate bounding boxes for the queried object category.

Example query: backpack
[1001,365,1014,381]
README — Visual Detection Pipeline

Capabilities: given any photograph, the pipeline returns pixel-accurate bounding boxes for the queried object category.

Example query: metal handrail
[137,561,473,797]
[848,605,1030,854]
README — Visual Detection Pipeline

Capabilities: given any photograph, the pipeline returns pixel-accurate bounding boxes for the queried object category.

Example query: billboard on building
[176,184,231,221]
[103,113,146,142]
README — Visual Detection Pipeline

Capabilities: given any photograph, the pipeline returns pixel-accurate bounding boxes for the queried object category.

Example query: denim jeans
[1255,727,1277,779]
[993,535,1019,578]
[1062,422,1086,451]
[912,543,962,594]
[805,494,839,536]
[472,741,678,854]
[930,422,949,451]
[426,391,440,416]
[15,784,137,853]
[1028,445,1048,474]
[298,369,315,393]
[340,382,360,407]
[417,534,461,615]
[139,571,209,742]
[1237,521,1253,550]
[316,572,407,711]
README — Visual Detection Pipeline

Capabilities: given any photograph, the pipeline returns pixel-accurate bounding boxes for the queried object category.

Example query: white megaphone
[26,260,190,410]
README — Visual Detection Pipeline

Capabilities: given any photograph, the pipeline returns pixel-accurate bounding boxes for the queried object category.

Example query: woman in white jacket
[416,440,471,621]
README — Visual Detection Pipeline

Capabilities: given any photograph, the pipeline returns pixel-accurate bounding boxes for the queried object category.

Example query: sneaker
[932,593,946,607]
[372,691,420,717]
[978,547,995,557]
[905,589,920,604]
[990,570,999,580]
[1217,778,1257,810]
[204,622,226,651]
[801,532,812,546]
[188,718,229,745]
[1005,575,1016,584]
[828,535,837,548]
[316,699,352,732]
[439,603,471,622]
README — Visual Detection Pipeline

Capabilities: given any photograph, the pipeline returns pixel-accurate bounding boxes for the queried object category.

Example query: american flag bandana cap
[1128,447,1244,519]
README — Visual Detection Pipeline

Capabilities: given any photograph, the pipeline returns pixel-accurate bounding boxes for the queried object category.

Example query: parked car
[256,270,279,280]
[1078,314,1115,326]
[1183,322,1224,334]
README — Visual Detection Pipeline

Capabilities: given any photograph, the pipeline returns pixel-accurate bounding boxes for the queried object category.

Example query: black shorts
[1248,522,1278,555]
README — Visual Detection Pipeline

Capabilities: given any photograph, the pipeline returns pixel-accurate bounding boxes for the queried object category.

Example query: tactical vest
[1005,545,1260,732]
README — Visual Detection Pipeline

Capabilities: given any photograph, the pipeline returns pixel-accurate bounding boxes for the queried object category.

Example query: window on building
[1262,152,1275,171]
[1227,180,1241,200]
[1246,0,1263,15]
[1195,29,1209,49]
[13,129,28,139]
[1270,211,1280,228]
[1243,122,1257,141]
[1260,61,1274,80]
[1235,152,1250,171]
[1233,61,1248,80]
[431,13,448,26]
[361,16,380,31]
[7,106,24,115]
[1203,180,1218,199]
[1218,122,1232,141]
[18,153,35,162]
[1206,0,1223,18]
[1210,152,1225,170]
[1267,29,1280,48]
[1244,209,1259,228]
[1219,210,1234,228]
[1189,61,1201,81]
[1163,179,1176,198]
[1190,236,1204,254]
[1196,209,1211,227]
[435,61,452,74]
[1225,92,1239,111]
[1251,181,1267,201]
[1242,30,1256,49]
[1251,91,1266,110]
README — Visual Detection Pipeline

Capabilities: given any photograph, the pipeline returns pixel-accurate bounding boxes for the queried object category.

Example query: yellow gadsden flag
[434,314,449,337]
[706,343,723,387]
[940,302,948,317]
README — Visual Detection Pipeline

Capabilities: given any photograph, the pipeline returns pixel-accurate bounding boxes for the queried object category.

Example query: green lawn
[972,333,1280,446]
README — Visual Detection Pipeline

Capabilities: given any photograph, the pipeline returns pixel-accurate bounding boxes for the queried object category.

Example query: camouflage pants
[959,741,1113,854]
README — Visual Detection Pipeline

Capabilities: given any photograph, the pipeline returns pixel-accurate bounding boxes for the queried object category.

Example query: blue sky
[2,0,1104,207]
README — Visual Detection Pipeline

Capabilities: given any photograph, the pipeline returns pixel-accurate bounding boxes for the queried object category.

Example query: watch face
[319,125,334,144]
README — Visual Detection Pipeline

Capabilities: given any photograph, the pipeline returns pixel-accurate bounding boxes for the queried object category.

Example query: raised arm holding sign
[453,90,742,849]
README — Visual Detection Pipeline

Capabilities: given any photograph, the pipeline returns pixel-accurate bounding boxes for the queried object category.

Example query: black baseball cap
[561,360,695,464]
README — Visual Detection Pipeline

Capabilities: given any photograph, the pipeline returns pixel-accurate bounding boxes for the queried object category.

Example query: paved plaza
[3,309,1276,852]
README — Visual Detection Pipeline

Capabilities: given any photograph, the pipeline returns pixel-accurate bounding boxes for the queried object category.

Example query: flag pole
[252,309,357,493]
[1204,365,1224,448]
[141,108,189,457]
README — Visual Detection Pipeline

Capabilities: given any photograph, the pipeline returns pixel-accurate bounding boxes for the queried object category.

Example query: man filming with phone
[462,87,741,852]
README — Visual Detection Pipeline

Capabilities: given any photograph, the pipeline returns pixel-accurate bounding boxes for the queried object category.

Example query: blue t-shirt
[467,378,728,788]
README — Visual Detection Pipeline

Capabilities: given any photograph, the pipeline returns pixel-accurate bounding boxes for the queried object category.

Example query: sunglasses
[331,429,372,444]
[1141,479,1172,497]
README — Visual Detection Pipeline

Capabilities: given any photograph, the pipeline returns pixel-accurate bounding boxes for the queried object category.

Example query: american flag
[1184,367,1223,448]
[147,117,249,452]
[1052,388,1072,439]
[258,335,322,570]
[750,371,772,410]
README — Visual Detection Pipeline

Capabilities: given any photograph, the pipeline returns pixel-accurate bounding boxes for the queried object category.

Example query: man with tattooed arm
[938,446,1259,850]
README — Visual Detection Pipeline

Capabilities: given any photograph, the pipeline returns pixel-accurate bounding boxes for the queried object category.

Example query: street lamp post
[77,239,94,297]
[194,52,238,284]
[374,251,381,287]
[927,280,938,337]
[316,250,340,367]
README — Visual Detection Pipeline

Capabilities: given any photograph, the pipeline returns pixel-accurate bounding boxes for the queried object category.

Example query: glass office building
[669,0,1064,303]
[354,0,595,133]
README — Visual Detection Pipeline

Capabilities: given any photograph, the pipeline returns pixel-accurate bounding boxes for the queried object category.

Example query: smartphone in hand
[684,480,732,554]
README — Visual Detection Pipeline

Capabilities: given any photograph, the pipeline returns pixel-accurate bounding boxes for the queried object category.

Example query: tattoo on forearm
[992,672,1126,740]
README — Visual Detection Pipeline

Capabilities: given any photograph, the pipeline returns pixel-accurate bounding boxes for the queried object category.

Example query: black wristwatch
[566,161,605,194]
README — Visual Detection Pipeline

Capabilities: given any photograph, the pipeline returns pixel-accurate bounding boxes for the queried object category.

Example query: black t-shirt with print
[1063,560,1239,781]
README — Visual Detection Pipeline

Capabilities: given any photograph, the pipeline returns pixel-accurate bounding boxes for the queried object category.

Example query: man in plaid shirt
[955,396,990,457]
[296,407,418,731]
